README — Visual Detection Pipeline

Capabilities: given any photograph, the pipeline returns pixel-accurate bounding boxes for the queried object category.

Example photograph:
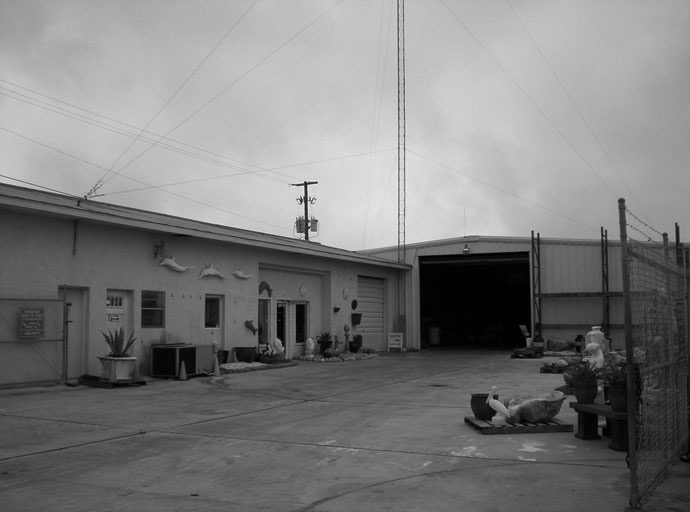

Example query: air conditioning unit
[151,344,197,378]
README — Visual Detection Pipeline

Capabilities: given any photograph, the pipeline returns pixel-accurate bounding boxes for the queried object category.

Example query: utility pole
[291,181,318,241]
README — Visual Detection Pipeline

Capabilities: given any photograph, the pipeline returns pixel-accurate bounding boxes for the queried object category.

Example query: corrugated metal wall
[366,235,625,349]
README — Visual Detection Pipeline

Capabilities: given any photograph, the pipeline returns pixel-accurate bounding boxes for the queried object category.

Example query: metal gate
[0,297,66,386]
[618,199,689,510]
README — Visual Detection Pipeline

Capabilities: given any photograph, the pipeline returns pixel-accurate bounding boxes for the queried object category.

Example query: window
[106,295,122,307]
[205,296,220,328]
[141,291,165,328]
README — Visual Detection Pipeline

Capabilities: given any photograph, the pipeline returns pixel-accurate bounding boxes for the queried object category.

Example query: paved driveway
[0,350,685,511]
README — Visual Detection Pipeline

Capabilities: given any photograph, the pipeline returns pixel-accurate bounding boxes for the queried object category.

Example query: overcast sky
[1,0,688,250]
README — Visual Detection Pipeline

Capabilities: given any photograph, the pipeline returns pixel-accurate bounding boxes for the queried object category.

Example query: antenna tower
[397,0,406,334]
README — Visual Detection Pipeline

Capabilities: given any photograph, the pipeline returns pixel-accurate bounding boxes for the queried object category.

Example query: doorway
[202,294,224,347]
[60,286,88,380]
[419,252,531,349]
[275,300,309,357]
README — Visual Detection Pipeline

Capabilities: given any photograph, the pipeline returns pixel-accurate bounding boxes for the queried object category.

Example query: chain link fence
[618,199,689,510]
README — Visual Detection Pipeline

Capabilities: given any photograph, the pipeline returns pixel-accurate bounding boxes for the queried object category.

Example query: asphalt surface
[1,349,688,511]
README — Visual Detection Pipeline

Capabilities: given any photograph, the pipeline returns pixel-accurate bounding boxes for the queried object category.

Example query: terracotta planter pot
[573,379,598,404]
[470,393,499,421]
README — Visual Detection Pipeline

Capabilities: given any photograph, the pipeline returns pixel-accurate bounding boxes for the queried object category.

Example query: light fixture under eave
[154,240,171,258]
[462,244,471,254]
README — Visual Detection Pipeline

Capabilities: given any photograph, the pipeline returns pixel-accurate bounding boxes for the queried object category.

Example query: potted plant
[600,359,627,412]
[98,328,138,382]
[564,360,600,404]
[317,332,333,355]
[349,334,363,353]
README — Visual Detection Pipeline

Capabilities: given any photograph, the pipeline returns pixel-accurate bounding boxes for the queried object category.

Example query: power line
[98,0,346,193]
[503,0,648,221]
[362,0,395,248]
[0,84,294,182]
[408,148,599,232]
[0,126,290,231]
[103,148,396,197]
[438,0,619,200]
[0,173,83,199]
[85,0,260,198]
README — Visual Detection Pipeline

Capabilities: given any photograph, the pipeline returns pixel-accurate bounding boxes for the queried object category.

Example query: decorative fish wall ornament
[232,270,251,279]
[158,256,194,272]
[199,264,228,280]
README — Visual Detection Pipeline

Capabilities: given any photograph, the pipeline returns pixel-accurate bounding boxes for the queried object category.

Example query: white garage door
[357,276,384,351]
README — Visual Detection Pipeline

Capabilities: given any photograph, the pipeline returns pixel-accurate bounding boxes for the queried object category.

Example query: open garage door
[419,252,530,349]
[357,276,384,351]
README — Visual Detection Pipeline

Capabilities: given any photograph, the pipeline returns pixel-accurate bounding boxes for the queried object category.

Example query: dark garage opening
[420,252,531,349]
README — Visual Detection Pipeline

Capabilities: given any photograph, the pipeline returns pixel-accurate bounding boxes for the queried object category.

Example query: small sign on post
[388,332,403,352]
[19,308,45,339]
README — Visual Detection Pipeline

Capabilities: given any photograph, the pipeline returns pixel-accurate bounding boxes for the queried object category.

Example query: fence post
[618,198,640,510]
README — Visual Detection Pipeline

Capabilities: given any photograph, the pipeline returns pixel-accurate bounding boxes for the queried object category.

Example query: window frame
[141,290,165,328]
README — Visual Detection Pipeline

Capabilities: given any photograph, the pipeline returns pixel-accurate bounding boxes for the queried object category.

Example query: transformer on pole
[291,181,318,241]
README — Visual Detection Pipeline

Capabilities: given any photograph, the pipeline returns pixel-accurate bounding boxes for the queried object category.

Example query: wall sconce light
[154,240,171,258]
[462,244,471,254]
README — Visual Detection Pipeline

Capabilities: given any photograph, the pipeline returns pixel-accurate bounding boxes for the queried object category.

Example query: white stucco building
[0,184,408,386]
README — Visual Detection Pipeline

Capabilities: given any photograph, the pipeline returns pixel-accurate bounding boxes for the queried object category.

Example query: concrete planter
[98,356,137,382]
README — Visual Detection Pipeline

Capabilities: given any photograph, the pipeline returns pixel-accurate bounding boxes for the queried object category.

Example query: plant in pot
[349,334,363,353]
[317,332,333,355]
[564,360,600,404]
[98,328,138,382]
[600,359,627,412]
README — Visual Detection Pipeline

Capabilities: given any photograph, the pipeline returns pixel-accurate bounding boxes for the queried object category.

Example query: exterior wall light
[154,240,171,258]
[462,244,471,254]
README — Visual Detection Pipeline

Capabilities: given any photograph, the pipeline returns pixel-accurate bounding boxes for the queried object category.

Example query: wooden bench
[569,402,628,451]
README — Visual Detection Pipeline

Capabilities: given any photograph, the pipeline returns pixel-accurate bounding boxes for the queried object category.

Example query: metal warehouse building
[368,232,624,351]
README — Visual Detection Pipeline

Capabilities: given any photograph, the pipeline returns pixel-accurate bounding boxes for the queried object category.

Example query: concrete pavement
[0,350,687,511]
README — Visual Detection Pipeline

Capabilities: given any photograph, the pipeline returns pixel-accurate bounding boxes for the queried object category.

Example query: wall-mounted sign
[19,308,45,339]
[107,314,121,323]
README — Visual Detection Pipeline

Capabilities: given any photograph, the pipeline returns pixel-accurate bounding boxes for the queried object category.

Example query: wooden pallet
[464,415,573,435]
[511,348,543,359]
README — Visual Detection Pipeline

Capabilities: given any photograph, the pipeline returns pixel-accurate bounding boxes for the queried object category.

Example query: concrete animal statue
[232,270,251,279]
[199,264,228,280]
[158,256,193,272]
[487,386,510,426]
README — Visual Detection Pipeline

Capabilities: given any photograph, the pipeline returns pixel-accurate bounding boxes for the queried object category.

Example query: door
[277,301,287,352]
[202,294,224,348]
[275,301,308,358]
[61,287,88,380]
[357,276,385,351]
[105,290,131,336]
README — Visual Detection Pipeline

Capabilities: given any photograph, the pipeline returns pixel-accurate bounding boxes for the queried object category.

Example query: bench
[569,402,628,451]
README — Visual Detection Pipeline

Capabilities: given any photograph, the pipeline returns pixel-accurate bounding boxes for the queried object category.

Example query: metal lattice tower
[397,0,406,334]
[397,0,406,265]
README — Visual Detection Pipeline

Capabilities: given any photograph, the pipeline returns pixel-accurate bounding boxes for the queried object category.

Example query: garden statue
[270,338,284,356]
[485,386,567,424]
[583,343,605,369]
[305,337,315,357]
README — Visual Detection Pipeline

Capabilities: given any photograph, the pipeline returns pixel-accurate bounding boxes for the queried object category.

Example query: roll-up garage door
[357,276,384,351]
